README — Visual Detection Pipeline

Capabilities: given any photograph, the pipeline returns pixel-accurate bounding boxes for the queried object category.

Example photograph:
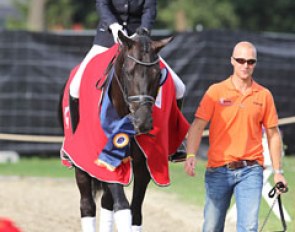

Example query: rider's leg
[159,56,186,101]
[69,45,108,134]
[170,96,187,162]
[69,45,108,99]
[159,57,187,162]
[176,97,184,110]
[69,94,79,133]
[75,168,97,232]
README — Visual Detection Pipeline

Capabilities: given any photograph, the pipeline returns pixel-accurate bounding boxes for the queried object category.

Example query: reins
[259,182,288,232]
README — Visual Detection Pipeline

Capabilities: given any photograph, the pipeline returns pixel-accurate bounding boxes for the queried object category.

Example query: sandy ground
[0,176,235,232]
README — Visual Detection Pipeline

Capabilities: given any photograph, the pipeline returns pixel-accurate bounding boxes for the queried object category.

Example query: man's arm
[184,117,208,176]
[265,126,287,186]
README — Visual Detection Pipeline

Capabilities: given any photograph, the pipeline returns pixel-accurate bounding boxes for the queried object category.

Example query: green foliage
[71,0,98,29]
[157,0,239,30]
[5,0,28,30]
[45,0,98,30]
[231,0,295,32]
[46,0,74,29]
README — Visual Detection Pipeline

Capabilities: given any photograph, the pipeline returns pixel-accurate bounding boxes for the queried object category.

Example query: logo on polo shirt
[253,101,263,107]
[219,98,232,106]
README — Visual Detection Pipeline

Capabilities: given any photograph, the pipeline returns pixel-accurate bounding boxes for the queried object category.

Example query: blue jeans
[203,164,263,232]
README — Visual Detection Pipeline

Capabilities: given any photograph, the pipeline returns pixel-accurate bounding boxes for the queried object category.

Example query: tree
[157,0,239,31]
[231,0,295,32]
[45,0,74,30]
[5,0,28,30]
[27,0,47,31]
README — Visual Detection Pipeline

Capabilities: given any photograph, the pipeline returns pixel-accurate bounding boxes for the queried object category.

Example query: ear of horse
[118,30,135,48]
[153,36,174,54]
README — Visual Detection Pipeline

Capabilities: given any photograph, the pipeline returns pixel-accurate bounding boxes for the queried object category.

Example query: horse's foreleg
[130,151,151,232]
[75,167,97,232]
[107,183,132,232]
[99,183,114,232]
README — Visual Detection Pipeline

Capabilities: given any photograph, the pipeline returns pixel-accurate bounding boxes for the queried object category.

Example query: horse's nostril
[136,120,153,134]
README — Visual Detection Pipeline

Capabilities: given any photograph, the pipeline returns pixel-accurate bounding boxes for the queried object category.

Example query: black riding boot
[69,94,80,133]
[169,98,187,162]
[176,98,183,111]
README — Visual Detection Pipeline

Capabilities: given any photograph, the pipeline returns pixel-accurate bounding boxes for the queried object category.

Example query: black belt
[226,160,258,170]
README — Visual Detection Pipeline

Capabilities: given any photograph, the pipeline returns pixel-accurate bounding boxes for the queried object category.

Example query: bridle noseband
[127,54,160,66]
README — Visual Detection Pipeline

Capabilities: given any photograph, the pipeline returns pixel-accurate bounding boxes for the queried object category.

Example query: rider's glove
[109,23,123,43]
[136,27,150,36]
[130,27,151,39]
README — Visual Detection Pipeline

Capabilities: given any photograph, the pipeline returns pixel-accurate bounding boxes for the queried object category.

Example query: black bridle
[114,53,160,114]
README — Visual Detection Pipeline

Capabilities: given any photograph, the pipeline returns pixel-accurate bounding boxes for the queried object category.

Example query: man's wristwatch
[273,169,284,174]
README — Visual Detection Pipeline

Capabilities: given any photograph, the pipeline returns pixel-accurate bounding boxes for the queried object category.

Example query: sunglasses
[232,57,257,65]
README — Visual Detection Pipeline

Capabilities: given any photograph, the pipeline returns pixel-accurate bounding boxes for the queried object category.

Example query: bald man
[184,41,287,232]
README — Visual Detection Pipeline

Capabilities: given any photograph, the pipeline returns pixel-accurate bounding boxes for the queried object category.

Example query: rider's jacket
[94,0,157,47]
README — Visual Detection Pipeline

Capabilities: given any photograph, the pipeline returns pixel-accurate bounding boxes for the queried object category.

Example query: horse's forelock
[139,36,151,54]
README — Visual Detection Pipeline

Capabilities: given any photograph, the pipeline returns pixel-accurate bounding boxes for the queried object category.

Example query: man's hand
[274,173,288,193]
[184,156,196,176]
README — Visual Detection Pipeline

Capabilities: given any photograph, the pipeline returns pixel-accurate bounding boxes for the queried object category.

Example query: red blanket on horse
[61,44,189,186]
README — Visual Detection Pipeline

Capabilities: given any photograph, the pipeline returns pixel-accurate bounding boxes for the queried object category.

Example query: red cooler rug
[60,44,189,186]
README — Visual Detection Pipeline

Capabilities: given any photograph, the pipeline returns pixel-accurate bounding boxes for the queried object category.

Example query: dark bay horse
[61,30,188,232]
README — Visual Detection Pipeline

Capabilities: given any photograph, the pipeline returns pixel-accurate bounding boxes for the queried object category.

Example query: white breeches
[159,56,186,99]
[69,45,108,98]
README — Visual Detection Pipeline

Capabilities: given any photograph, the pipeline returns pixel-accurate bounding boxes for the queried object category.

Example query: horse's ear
[118,30,134,48]
[153,36,174,53]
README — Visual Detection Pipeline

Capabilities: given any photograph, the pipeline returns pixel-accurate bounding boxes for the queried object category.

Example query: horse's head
[113,30,173,134]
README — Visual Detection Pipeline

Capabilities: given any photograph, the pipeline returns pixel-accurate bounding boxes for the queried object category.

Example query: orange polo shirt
[195,77,278,168]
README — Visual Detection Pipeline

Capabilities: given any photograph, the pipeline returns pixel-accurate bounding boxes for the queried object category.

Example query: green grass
[0,155,294,231]
[0,157,74,178]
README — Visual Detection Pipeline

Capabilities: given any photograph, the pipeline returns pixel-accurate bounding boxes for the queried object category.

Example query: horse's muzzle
[133,116,153,134]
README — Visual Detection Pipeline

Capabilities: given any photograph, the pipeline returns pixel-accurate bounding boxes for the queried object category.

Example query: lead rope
[259,182,288,232]
[259,192,279,232]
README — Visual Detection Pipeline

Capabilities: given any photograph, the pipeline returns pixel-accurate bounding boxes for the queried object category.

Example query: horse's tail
[91,178,103,199]
[57,82,66,131]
